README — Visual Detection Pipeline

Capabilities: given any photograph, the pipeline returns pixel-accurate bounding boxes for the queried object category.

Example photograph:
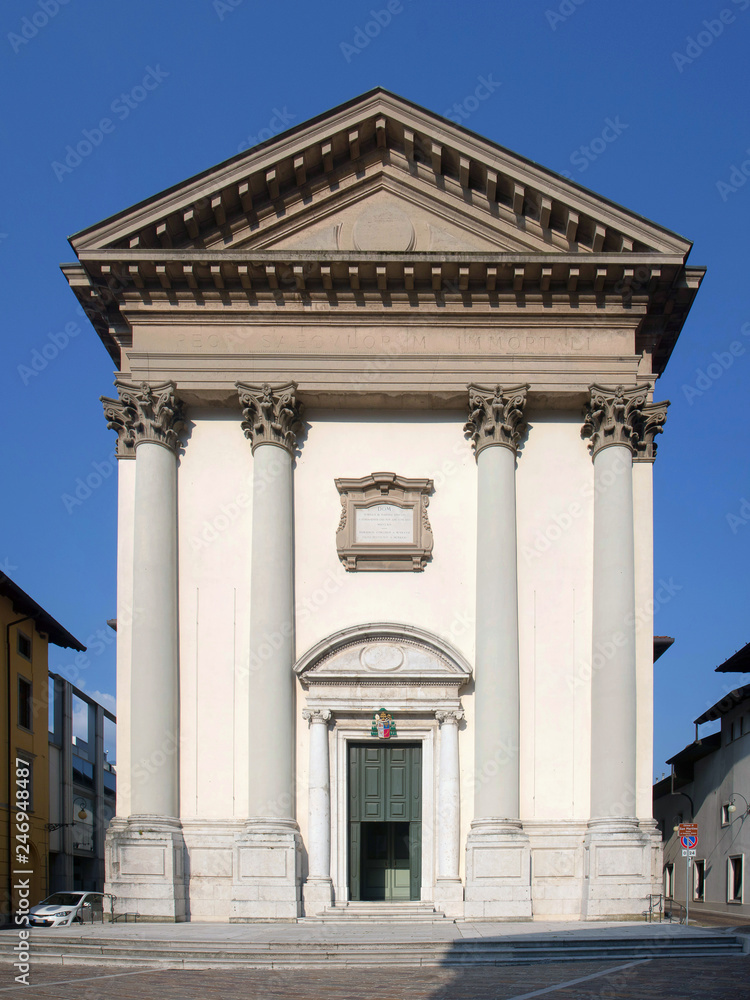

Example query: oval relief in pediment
[359,642,405,672]
[352,202,416,252]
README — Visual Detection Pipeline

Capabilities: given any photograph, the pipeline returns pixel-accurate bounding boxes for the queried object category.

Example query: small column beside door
[434,709,464,917]
[301,709,333,913]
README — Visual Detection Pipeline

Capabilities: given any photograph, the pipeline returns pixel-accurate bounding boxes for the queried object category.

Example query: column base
[104,816,187,922]
[581,818,653,920]
[230,819,302,921]
[464,819,532,920]
[434,878,464,919]
[302,878,334,916]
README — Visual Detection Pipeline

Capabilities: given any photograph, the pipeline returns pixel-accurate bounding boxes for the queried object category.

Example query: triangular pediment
[229,171,539,254]
[69,89,691,259]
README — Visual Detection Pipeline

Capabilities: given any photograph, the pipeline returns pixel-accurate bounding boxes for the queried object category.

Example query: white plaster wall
[115,459,135,817]
[169,406,652,857]
[293,407,477,863]
[633,461,655,819]
[516,411,594,822]
[177,410,253,821]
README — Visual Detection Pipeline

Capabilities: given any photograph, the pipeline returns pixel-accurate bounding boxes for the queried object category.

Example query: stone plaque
[335,472,434,572]
[355,504,414,544]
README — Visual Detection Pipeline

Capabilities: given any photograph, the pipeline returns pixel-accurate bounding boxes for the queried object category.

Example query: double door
[348,743,421,902]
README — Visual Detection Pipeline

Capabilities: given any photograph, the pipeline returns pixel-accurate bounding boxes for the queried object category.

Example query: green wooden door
[348,743,421,901]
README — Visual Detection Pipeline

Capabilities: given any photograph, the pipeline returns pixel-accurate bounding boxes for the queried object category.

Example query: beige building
[63,90,703,921]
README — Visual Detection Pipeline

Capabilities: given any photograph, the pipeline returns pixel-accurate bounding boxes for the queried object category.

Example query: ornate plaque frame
[334,472,434,572]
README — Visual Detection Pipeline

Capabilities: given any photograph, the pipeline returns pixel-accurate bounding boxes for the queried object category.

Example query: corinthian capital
[101,380,184,458]
[236,382,303,455]
[464,383,529,457]
[582,384,669,460]
[633,400,669,462]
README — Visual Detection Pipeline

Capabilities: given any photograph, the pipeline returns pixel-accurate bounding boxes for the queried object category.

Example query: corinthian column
[463,384,531,919]
[582,384,668,822]
[100,380,186,921]
[581,383,668,918]
[232,382,304,920]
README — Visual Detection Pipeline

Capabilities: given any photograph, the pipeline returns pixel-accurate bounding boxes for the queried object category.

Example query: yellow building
[0,574,84,923]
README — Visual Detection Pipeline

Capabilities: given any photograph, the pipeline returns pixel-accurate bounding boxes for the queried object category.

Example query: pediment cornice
[69,90,691,259]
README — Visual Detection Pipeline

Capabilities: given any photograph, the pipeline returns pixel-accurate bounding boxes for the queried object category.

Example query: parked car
[28,891,107,927]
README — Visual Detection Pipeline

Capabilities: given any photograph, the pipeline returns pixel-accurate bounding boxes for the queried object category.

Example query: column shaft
[474,444,520,820]
[437,714,461,879]
[248,443,296,819]
[590,444,637,819]
[306,713,331,882]
[130,441,179,817]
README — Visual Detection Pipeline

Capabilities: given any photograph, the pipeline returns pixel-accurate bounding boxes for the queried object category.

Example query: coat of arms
[371,708,397,739]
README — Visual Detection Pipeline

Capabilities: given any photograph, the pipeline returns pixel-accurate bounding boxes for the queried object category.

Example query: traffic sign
[678,823,698,837]
[680,834,698,850]
[682,849,697,857]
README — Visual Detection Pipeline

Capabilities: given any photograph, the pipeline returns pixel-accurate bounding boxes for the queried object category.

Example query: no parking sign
[678,823,698,850]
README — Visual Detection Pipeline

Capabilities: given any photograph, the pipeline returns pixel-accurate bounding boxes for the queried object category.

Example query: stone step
[0,931,743,968]
[316,902,446,921]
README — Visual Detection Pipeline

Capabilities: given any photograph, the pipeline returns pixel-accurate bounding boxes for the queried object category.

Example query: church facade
[63,90,703,921]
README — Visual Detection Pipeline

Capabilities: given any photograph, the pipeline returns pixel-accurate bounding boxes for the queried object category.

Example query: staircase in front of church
[0,922,745,968]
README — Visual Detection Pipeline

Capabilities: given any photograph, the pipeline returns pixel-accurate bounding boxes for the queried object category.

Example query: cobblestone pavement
[1,958,749,999]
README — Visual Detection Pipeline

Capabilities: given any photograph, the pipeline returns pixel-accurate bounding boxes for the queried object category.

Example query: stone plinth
[230,820,302,921]
[464,820,532,920]
[581,819,652,920]
[104,817,187,922]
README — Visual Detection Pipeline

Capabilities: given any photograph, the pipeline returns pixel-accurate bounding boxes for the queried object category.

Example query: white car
[28,891,106,927]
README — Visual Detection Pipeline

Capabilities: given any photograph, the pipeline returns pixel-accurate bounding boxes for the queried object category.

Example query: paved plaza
[1,955,750,999]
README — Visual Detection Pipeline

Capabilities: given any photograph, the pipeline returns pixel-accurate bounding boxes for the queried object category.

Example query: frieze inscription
[167,327,613,356]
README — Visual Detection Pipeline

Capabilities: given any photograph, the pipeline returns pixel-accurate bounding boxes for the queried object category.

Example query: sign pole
[678,823,698,927]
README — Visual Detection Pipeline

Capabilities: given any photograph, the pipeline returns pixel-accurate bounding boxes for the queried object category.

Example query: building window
[722,803,731,827]
[728,856,744,903]
[694,859,706,901]
[17,677,32,731]
[664,863,675,899]
[17,632,32,661]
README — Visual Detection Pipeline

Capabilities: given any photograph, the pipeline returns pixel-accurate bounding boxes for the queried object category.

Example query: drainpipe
[5,616,34,924]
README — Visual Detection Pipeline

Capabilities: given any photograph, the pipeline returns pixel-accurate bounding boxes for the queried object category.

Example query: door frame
[333,721,435,903]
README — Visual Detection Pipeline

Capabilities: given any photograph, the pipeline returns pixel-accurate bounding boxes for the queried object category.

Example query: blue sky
[1,0,748,773]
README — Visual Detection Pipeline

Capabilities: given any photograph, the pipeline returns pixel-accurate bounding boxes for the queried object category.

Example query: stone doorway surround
[294,623,471,917]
